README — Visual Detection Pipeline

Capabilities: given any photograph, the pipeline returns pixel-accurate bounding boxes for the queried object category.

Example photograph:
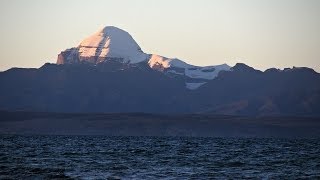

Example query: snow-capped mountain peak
[78,26,148,63]
[57,26,231,89]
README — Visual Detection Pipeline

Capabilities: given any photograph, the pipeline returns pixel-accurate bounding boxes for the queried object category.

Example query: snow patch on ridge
[186,82,207,90]
[148,54,195,69]
[148,55,172,68]
[185,64,231,80]
[148,54,231,80]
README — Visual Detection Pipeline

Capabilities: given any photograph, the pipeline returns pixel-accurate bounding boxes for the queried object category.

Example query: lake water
[0,135,319,179]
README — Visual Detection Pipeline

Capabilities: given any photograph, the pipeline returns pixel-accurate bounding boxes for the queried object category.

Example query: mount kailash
[0,26,319,116]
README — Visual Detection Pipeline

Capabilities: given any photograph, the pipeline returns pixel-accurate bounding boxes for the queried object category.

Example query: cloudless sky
[0,0,319,72]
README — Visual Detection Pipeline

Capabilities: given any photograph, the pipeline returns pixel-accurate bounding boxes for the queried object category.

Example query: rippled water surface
[0,135,319,179]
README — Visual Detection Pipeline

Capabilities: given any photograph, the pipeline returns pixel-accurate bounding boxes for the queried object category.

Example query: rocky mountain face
[0,26,319,116]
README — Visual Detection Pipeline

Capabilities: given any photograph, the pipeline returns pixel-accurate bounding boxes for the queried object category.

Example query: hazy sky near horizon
[0,0,319,72]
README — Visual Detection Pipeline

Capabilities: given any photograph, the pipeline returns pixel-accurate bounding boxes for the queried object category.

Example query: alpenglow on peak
[57,26,148,64]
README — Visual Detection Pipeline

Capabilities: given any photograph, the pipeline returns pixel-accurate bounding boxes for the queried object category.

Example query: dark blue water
[0,135,319,179]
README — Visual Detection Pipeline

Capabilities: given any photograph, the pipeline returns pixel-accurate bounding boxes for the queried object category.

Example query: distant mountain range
[1,26,319,116]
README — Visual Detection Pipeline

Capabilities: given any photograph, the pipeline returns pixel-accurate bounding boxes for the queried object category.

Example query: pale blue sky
[0,0,319,71]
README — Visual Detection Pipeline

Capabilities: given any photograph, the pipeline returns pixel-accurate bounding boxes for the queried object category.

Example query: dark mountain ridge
[0,61,319,116]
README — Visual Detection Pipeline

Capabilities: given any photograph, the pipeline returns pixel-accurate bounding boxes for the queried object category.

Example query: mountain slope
[0,62,188,113]
[191,64,320,116]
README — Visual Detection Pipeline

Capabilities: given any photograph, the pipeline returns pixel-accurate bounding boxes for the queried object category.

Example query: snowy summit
[78,26,148,64]
[57,26,231,89]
